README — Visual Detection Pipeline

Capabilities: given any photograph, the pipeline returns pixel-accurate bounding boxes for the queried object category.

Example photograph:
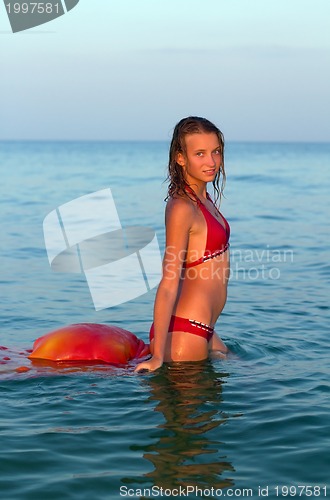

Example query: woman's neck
[185,181,207,199]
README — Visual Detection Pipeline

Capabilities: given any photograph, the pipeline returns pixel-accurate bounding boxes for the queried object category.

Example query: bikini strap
[184,185,218,212]
[206,191,216,205]
[206,191,221,215]
[184,184,202,205]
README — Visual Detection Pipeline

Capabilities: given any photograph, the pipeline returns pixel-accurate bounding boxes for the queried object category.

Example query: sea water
[0,141,329,499]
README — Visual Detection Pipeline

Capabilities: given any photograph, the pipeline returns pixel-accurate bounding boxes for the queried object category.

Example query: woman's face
[178,132,221,186]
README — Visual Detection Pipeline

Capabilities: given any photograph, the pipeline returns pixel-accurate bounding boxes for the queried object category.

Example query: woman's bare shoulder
[164,196,197,237]
[165,195,196,219]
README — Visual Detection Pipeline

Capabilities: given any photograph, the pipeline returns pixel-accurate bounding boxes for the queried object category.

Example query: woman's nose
[206,154,216,166]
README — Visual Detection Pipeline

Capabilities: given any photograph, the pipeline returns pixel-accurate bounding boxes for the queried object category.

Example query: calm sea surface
[0,141,329,499]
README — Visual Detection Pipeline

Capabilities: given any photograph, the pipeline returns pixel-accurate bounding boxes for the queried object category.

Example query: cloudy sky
[1,0,329,141]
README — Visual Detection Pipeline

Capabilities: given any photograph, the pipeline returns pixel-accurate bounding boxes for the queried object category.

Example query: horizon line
[1,138,329,144]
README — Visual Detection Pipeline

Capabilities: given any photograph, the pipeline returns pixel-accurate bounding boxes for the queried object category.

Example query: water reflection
[123,361,236,493]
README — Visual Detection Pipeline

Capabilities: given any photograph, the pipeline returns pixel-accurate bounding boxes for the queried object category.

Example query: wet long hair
[166,116,226,205]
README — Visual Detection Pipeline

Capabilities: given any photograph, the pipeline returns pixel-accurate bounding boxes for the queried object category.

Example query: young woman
[135,116,230,373]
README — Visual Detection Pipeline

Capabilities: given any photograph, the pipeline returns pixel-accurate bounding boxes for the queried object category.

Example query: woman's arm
[134,198,193,373]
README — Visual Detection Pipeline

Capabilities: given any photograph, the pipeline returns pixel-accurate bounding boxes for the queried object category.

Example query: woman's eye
[196,152,204,157]
[214,149,220,155]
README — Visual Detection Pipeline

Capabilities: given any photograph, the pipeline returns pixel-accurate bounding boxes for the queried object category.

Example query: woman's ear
[176,152,185,167]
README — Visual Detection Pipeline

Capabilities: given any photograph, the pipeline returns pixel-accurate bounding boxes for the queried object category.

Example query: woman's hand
[134,356,163,373]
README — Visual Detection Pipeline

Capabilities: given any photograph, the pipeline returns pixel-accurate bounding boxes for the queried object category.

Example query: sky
[1,0,330,141]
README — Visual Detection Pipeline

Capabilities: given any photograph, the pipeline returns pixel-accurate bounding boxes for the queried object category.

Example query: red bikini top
[184,187,230,268]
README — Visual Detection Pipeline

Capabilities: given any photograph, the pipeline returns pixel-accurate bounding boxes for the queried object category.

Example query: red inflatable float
[0,324,150,377]
[28,323,150,365]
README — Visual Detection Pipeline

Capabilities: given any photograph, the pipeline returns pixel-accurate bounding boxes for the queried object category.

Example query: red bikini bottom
[149,315,214,343]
